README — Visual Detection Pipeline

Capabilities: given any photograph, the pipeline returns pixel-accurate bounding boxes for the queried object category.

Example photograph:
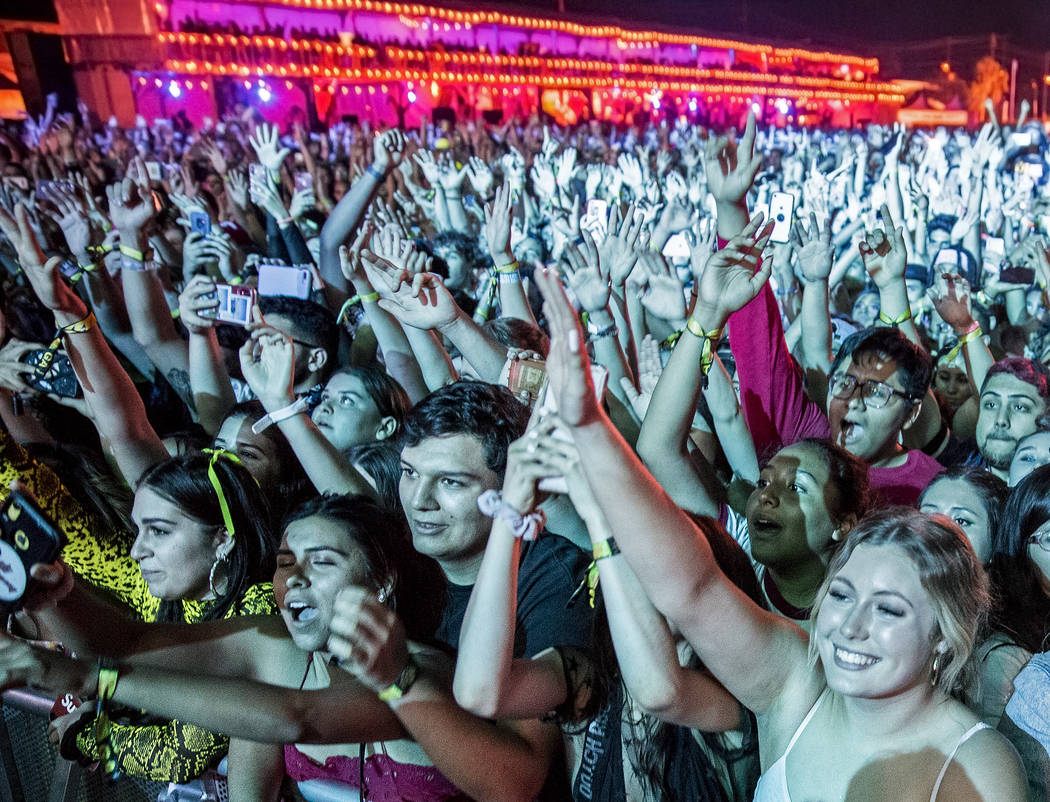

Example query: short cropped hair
[400,380,530,477]
[982,357,1050,401]
[259,296,339,362]
[829,327,933,401]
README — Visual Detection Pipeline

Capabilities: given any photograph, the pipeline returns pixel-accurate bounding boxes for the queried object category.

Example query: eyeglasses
[829,374,914,409]
[1026,528,1050,553]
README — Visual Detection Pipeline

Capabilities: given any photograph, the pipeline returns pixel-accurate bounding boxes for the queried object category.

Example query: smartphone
[769,191,794,244]
[294,172,314,192]
[0,487,67,612]
[258,264,312,299]
[200,284,257,326]
[506,357,547,406]
[249,163,268,189]
[189,211,211,236]
[536,364,609,494]
[999,266,1036,286]
[21,350,82,398]
[58,259,83,281]
[145,161,163,181]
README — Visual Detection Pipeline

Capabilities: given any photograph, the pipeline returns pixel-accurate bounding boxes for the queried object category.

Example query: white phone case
[769,192,794,244]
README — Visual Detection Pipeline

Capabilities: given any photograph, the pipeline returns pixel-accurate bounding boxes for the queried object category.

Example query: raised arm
[178,275,237,435]
[485,181,536,325]
[533,264,817,717]
[0,203,167,485]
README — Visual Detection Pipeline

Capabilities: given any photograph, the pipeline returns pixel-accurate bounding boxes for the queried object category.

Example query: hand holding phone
[0,485,67,612]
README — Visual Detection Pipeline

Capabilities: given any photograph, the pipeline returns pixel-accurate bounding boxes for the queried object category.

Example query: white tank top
[752,689,990,802]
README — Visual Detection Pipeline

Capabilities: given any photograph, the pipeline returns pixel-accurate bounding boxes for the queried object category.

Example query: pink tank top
[283,745,465,802]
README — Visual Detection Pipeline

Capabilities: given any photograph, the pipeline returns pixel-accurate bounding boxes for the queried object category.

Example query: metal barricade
[0,689,167,802]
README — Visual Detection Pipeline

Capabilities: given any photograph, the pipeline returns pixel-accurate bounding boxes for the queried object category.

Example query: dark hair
[927,214,956,234]
[829,326,933,401]
[137,454,278,623]
[346,441,403,510]
[999,325,1029,358]
[989,464,1050,653]
[222,401,314,521]
[982,357,1050,401]
[920,466,1008,544]
[581,515,762,802]
[400,380,530,477]
[284,494,444,640]
[25,443,135,548]
[258,296,339,365]
[483,318,550,357]
[328,366,412,434]
[783,438,873,526]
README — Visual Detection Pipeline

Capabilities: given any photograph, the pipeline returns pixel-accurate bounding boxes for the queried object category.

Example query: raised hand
[619,334,663,420]
[289,186,316,220]
[483,181,513,259]
[178,274,219,334]
[859,203,907,290]
[693,214,774,322]
[555,147,578,190]
[437,158,469,194]
[704,110,763,206]
[563,231,610,313]
[200,139,229,176]
[238,328,296,407]
[413,150,440,186]
[225,168,248,208]
[530,157,557,199]
[791,212,833,284]
[248,122,291,174]
[927,272,976,332]
[534,268,600,427]
[466,156,494,197]
[338,223,373,286]
[638,251,687,322]
[105,178,154,234]
[43,187,92,259]
[599,204,643,287]
[617,153,644,193]
[327,587,409,693]
[0,204,80,315]
[362,252,460,331]
[372,129,406,176]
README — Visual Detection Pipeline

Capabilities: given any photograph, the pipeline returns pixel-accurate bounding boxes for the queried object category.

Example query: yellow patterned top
[0,427,277,782]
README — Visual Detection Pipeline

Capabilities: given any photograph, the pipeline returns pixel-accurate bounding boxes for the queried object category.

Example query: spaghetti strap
[783,689,830,757]
[929,722,990,802]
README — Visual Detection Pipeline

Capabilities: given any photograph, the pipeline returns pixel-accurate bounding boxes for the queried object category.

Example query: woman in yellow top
[0,198,280,781]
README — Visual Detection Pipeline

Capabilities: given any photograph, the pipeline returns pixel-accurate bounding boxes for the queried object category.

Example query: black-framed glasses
[1026,528,1050,553]
[829,374,914,409]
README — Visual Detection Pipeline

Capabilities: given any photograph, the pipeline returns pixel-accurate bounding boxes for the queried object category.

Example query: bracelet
[117,244,150,261]
[77,260,99,274]
[941,323,984,365]
[276,216,294,227]
[587,321,619,341]
[495,260,520,274]
[498,271,522,284]
[684,317,723,377]
[251,397,309,434]
[365,164,385,181]
[378,656,419,702]
[592,537,621,560]
[38,311,96,377]
[662,329,684,349]
[476,489,546,541]
[878,309,912,326]
[94,657,121,783]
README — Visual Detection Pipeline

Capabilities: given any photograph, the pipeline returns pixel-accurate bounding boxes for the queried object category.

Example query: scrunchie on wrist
[477,490,546,541]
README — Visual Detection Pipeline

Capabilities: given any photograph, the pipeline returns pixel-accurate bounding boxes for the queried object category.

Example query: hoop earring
[209,554,229,598]
[930,651,943,687]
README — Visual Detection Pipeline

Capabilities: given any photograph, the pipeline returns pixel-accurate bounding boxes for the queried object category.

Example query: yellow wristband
[878,309,912,326]
[592,538,621,561]
[495,260,520,274]
[118,244,147,261]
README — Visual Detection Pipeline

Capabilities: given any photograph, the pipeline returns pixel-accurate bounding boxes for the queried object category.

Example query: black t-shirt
[436,531,594,658]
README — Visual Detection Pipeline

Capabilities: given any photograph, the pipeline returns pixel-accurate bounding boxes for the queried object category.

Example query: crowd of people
[0,88,1047,801]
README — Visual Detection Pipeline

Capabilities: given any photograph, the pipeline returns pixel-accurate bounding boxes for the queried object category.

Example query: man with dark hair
[399,380,591,654]
[974,357,1050,481]
[259,296,340,394]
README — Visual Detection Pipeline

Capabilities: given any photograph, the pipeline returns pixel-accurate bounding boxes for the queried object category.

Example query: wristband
[495,260,519,274]
[228,275,244,286]
[38,311,96,377]
[77,261,99,274]
[476,489,546,541]
[941,323,983,365]
[587,321,619,341]
[662,329,684,349]
[118,244,149,261]
[365,164,385,181]
[251,397,310,434]
[378,656,419,702]
[684,317,723,377]
[878,309,912,326]
[592,537,620,561]
[94,657,121,783]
